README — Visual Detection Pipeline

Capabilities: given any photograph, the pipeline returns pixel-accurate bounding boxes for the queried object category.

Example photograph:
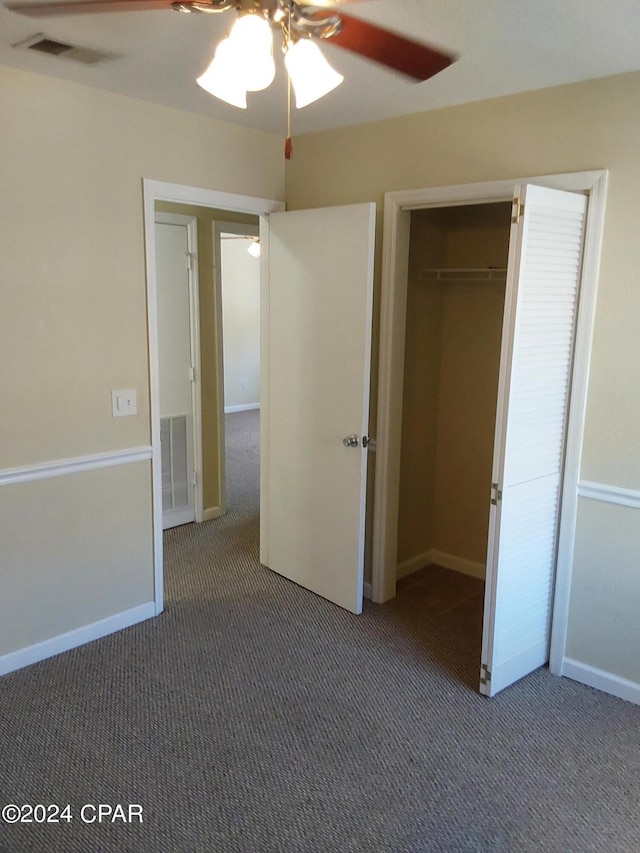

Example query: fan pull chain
[285,70,293,160]
[284,3,293,160]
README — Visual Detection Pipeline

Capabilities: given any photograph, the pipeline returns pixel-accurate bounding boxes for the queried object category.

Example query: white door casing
[263,203,376,614]
[480,184,588,696]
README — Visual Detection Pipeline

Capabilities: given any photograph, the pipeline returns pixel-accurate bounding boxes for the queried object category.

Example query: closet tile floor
[396,564,484,634]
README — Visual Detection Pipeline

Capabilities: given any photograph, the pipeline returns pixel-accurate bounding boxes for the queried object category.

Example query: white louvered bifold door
[480,184,588,697]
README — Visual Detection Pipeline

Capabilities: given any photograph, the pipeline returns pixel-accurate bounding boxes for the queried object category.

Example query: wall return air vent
[13,33,116,65]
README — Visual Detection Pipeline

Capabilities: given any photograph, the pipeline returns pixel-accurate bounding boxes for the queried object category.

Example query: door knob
[343,434,359,448]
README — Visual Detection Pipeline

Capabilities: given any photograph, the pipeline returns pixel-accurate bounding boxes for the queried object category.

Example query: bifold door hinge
[512,197,524,225]
[193,470,197,486]
[490,482,502,506]
[186,252,195,271]
[480,663,491,688]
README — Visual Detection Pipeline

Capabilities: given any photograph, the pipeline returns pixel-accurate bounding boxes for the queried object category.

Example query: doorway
[372,171,608,696]
[216,220,261,522]
[397,203,510,578]
[216,222,261,416]
[154,200,261,526]
[143,180,284,614]
[396,202,511,671]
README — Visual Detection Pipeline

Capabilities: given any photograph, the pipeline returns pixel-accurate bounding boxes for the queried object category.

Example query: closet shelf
[419,267,507,283]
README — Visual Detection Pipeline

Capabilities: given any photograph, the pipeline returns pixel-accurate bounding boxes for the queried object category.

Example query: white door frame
[371,169,608,676]
[155,211,203,528]
[143,179,284,615]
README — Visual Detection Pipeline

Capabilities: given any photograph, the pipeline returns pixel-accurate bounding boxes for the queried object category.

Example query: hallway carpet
[1,410,639,852]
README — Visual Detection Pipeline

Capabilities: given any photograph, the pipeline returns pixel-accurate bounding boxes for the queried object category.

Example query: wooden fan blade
[299,0,365,5]
[7,0,362,12]
[6,0,174,16]
[329,13,455,81]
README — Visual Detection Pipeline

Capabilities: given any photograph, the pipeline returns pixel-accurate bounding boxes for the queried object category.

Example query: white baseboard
[396,549,485,581]
[201,506,223,522]
[0,601,156,677]
[224,403,260,414]
[562,658,640,706]
[363,582,372,600]
[397,551,434,579]
[431,550,485,580]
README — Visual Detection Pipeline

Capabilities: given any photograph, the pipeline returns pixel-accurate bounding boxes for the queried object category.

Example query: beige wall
[0,65,283,660]
[0,463,153,656]
[221,236,261,410]
[285,71,640,681]
[398,205,509,571]
[567,500,640,683]
[396,217,444,564]
[431,280,505,565]
[155,203,259,514]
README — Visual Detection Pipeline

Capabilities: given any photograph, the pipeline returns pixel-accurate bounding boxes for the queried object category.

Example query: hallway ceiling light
[247,237,261,257]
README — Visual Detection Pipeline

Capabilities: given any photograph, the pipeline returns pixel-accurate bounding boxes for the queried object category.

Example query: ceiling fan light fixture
[196,38,247,108]
[284,38,344,109]
[228,12,275,93]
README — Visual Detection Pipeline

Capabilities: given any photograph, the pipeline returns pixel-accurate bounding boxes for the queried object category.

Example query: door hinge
[490,482,502,506]
[186,252,195,271]
[480,663,491,688]
[512,197,524,225]
[362,436,376,450]
[189,366,196,382]
[192,470,197,486]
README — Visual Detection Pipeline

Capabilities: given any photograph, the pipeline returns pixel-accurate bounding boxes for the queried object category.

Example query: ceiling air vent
[13,33,116,65]
[29,37,73,56]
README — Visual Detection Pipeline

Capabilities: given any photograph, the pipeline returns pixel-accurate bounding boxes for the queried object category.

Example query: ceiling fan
[7,0,456,156]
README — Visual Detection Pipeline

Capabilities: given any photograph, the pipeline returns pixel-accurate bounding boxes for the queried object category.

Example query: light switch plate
[112,389,137,417]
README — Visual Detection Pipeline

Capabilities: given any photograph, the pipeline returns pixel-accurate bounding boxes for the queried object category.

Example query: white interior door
[264,203,376,614]
[155,216,197,530]
[481,184,588,696]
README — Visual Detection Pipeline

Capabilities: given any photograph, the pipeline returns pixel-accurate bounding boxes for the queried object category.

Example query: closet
[397,202,512,612]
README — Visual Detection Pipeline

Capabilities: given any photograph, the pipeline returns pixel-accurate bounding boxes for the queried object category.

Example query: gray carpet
[1,409,639,852]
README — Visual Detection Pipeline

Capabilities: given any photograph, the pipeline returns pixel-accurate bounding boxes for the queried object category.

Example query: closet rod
[418,267,507,283]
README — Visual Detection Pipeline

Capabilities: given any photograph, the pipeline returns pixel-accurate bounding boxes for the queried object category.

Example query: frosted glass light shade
[197,39,247,109]
[228,13,275,92]
[247,239,261,258]
[285,39,344,108]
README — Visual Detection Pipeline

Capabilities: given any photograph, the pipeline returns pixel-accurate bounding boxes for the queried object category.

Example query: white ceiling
[1,0,640,136]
